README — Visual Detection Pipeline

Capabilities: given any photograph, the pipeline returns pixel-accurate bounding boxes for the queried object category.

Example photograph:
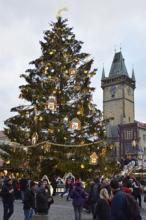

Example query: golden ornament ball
[39,116,43,121]
[69,68,76,75]
[80,140,85,145]
[80,164,85,169]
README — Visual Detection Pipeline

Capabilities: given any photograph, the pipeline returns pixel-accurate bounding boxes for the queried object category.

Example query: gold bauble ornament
[45,67,48,74]
[48,129,54,134]
[80,164,85,169]
[77,111,81,115]
[80,140,85,145]
[49,51,54,55]
[84,70,88,74]
[39,116,43,121]
[6,160,10,165]
[69,68,76,75]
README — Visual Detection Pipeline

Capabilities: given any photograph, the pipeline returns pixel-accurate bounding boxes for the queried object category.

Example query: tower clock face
[110,85,116,97]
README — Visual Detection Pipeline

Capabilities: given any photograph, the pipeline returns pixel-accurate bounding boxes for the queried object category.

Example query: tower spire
[109,51,128,77]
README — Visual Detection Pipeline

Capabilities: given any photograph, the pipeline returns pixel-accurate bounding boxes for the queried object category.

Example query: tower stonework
[101,52,136,158]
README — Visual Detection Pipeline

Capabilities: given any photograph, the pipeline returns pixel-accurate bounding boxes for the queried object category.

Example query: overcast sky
[0,0,146,130]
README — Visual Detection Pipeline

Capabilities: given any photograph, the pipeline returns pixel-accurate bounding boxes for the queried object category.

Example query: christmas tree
[4,17,112,179]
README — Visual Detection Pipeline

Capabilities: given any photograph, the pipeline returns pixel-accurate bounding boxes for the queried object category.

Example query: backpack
[124,193,141,220]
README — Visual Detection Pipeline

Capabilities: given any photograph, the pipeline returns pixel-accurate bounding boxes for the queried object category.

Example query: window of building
[143,134,146,142]
[124,130,133,140]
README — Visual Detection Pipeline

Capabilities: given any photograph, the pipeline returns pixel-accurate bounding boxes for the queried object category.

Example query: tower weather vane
[57,8,68,18]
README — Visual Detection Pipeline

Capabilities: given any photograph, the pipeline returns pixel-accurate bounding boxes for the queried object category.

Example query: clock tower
[101,51,136,154]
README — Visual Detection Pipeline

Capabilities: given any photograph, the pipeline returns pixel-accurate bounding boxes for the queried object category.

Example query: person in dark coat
[70,182,87,220]
[88,178,100,220]
[51,176,57,196]
[1,178,15,220]
[110,179,129,220]
[36,180,51,215]
[94,188,111,220]
[20,178,28,201]
[23,181,36,220]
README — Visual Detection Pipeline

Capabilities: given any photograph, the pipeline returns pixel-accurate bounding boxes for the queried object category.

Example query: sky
[0,0,146,130]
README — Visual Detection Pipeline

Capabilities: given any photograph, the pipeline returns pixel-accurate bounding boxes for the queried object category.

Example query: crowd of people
[0,176,54,220]
[0,174,144,220]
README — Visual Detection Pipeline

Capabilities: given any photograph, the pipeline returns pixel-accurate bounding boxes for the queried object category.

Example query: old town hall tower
[101,51,136,156]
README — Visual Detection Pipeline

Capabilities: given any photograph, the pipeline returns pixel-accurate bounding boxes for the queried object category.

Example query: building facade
[119,122,146,158]
[101,51,146,159]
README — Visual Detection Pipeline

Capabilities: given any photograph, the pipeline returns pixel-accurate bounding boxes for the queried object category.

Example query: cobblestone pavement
[0,196,146,220]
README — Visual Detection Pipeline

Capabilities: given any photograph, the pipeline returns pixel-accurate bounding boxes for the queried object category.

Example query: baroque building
[101,51,146,159]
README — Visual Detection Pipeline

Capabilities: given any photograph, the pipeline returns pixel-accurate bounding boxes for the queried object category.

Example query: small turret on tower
[101,67,105,80]
[132,68,136,81]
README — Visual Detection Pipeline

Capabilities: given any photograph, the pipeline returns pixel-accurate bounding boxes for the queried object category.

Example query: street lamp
[132,140,137,147]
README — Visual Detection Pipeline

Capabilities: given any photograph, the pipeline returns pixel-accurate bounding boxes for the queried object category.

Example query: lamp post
[132,139,137,147]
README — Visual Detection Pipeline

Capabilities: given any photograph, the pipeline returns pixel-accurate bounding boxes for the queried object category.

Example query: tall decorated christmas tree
[4,17,114,179]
